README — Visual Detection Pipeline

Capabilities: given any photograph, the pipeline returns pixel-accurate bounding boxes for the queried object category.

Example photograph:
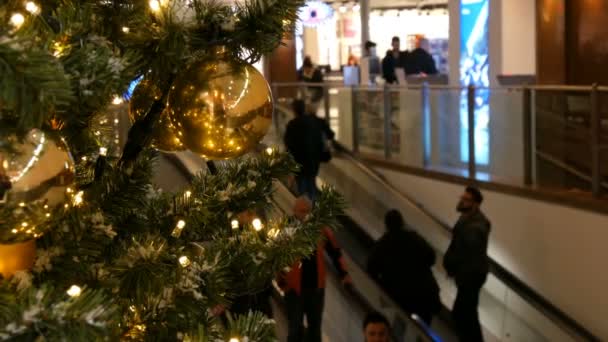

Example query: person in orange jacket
[278,196,352,342]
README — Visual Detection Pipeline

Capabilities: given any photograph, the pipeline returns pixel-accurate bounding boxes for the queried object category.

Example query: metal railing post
[271,83,280,133]
[383,86,392,159]
[422,82,431,167]
[323,86,330,121]
[523,87,533,186]
[351,86,360,154]
[467,84,476,179]
[590,83,601,196]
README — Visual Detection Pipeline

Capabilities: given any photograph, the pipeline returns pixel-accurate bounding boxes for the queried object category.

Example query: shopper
[381,36,408,84]
[443,186,491,342]
[284,100,328,201]
[298,56,324,105]
[368,210,441,325]
[362,40,381,80]
[409,37,438,75]
[363,311,391,342]
[279,196,352,342]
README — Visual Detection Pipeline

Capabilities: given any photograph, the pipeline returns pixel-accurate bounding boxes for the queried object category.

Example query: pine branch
[0,38,74,135]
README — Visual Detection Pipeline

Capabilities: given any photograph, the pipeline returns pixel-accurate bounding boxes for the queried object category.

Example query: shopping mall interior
[1,0,607,341]
[261,0,608,341]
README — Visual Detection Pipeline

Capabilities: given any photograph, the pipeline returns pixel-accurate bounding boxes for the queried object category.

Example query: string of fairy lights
[6,2,282,338]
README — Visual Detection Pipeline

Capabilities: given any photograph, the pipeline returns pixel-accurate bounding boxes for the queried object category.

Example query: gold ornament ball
[0,239,36,278]
[129,78,185,152]
[167,59,273,159]
[0,130,75,239]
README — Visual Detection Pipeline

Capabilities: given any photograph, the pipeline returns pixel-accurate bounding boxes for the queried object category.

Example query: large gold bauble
[167,59,273,159]
[0,239,36,278]
[0,130,75,239]
[129,78,185,152]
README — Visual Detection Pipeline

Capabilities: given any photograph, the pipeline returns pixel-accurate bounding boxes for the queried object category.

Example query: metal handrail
[270,179,439,342]
[331,142,601,342]
[163,149,440,342]
[536,149,608,190]
[273,103,600,342]
[272,81,608,92]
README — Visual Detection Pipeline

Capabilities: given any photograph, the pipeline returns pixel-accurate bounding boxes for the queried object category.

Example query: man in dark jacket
[368,210,441,325]
[443,186,491,342]
[284,99,328,201]
[409,38,438,75]
[381,36,409,84]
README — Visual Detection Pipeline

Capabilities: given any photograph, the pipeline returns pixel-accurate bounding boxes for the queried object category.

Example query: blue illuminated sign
[460,0,489,165]
[123,75,144,101]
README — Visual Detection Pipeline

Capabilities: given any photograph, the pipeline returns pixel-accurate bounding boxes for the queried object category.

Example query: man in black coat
[443,186,491,342]
[381,36,409,84]
[284,99,329,201]
[409,38,438,75]
[368,210,441,325]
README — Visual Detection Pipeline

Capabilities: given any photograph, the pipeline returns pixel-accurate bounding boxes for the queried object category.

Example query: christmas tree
[0,0,344,340]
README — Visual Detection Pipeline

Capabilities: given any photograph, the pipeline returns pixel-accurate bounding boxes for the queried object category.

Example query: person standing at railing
[367,209,441,325]
[443,186,491,342]
[298,56,324,112]
[284,99,334,201]
[409,37,438,76]
[382,36,409,84]
[277,196,352,342]
[361,40,382,85]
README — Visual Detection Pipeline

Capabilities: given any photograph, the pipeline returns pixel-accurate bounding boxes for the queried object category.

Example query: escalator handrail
[270,177,440,342]
[163,150,440,342]
[331,142,601,342]
[535,149,608,190]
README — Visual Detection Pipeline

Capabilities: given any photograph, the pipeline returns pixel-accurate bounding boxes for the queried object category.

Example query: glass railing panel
[485,87,525,185]
[533,89,593,192]
[315,152,586,342]
[353,87,386,158]
[327,86,354,149]
[388,87,426,169]
[426,88,466,177]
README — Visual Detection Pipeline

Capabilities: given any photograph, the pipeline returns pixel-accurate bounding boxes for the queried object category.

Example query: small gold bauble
[0,130,75,241]
[0,239,36,278]
[167,59,273,159]
[129,78,185,152]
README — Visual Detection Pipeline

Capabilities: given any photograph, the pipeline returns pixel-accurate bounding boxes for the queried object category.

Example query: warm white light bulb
[178,256,191,267]
[10,13,25,28]
[25,2,40,14]
[149,0,161,12]
[185,190,192,198]
[268,228,279,239]
[171,219,187,238]
[229,338,240,342]
[99,147,108,156]
[67,285,82,297]
[231,219,239,229]
[265,147,274,155]
[252,218,263,231]
[73,191,84,206]
[122,26,130,33]
[112,96,123,105]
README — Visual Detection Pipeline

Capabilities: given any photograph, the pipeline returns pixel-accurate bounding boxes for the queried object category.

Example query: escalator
[153,108,600,341]
[157,149,442,341]
[271,104,599,342]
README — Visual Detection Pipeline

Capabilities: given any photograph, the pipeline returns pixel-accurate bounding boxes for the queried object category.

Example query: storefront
[296,1,449,74]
